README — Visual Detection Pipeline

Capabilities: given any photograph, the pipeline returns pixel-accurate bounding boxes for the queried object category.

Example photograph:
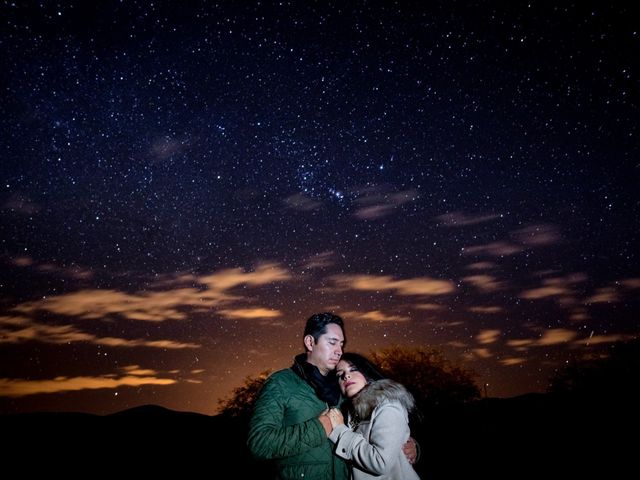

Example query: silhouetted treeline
[3,393,634,478]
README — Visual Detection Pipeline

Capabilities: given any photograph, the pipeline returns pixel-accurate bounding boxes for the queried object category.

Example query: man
[247,312,417,479]
[248,312,349,479]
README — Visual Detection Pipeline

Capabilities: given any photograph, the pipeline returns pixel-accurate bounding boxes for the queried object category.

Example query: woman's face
[336,359,368,398]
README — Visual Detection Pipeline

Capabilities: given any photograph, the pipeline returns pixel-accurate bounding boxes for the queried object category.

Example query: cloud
[462,275,505,292]
[9,255,93,280]
[352,187,418,220]
[414,303,446,311]
[620,278,640,289]
[538,328,577,345]
[519,273,587,300]
[218,308,282,320]
[466,261,496,270]
[341,310,410,322]
[122,365,159,376]
[435,211,500,226]
[199,262,291,291]
[303,251,336,269]
[14,288,225,321]
[13,263,291,323]
[510,224,562,247]
[476,329,501,344]
[150,136,184,161]
[468,306,503,314]
[500,357,526,366]
[586,287,619,304]
[283,193,322,211]
[2,193,40,215]
[462,223,562,258]
[0,315,199,349]
[331,273,455,296]
[0,374,176,398]
[472,348,493,359]
[462,241,523,257]
[506,328,578,350]
[573,333,636,346]
[506,339,534,349]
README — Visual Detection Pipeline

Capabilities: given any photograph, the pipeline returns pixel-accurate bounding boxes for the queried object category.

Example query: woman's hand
[327,408,344,429]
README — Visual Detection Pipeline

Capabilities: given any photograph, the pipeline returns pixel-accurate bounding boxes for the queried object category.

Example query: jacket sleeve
[331,402,409,475]
[247,373,326,460]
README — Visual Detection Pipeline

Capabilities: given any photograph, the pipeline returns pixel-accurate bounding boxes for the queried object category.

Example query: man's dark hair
[303,312,346,345]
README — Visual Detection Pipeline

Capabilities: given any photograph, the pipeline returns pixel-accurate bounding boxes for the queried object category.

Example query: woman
[326,352,420,480]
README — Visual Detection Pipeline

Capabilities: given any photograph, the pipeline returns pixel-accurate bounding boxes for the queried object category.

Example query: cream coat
[329,379,420,480]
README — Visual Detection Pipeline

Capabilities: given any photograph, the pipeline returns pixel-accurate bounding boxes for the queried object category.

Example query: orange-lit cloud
[505,328,578,350]
[468,306,503,314]
[122,365,159,376]
[218,308,282,319]
[11,263,291,326]
[414,303,446,311]
[586,287,619,304]
[500,357,526,366]
[0,374,176,397]
[506,339,534,349]
[462,275,505,292]
[331,273,455,296]
[620,278,640,289]
[199,262,291,291]
[573,333,636,346]
[341,310,410,322]
[353,187,418,220]
[462,224,561,258]
[476,329,501,344]
[9,255,93,279]
[0,315,199,349]
[519,273,587,300]
[466,261,496,270]
[472,348,493,359]
[538,328,577,345]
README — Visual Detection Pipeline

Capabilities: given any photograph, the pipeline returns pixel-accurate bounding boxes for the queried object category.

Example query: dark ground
[2,393,634,478]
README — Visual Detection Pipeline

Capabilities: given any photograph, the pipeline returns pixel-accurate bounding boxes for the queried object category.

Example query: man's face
[306,323,344,375]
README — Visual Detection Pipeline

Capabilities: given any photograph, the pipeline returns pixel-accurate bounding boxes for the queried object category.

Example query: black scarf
[292,354,341,407]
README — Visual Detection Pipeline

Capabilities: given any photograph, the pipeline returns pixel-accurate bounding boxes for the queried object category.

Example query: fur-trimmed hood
[350,378,415,420]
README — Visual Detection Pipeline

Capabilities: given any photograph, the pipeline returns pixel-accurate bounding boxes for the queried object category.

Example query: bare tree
[371,345,480,408]
[218,370,272,418]
[549,339,640,399]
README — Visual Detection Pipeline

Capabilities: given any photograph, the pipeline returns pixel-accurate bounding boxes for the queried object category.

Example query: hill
[2,393,634,477]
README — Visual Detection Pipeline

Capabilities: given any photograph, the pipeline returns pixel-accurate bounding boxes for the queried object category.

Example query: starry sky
[1,1,638,416]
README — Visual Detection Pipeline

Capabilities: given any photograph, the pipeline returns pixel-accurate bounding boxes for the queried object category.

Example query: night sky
[1,1,638,416]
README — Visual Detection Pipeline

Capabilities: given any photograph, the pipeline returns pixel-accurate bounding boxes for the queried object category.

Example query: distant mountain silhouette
[107,403,211,418]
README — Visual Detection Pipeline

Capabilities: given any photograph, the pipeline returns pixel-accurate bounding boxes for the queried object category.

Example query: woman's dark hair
[304,312,346,345]
[339,352,385,382]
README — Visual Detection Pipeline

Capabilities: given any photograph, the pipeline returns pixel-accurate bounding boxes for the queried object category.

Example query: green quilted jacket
[247,361,349,480]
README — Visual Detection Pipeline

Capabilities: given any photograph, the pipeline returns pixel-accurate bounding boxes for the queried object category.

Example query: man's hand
[402,436,420,465]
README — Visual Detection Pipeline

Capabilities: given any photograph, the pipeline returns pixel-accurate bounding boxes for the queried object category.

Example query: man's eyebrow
[326,336,344,343]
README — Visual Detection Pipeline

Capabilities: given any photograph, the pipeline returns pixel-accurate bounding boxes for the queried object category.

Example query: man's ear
[304,334,315,351]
